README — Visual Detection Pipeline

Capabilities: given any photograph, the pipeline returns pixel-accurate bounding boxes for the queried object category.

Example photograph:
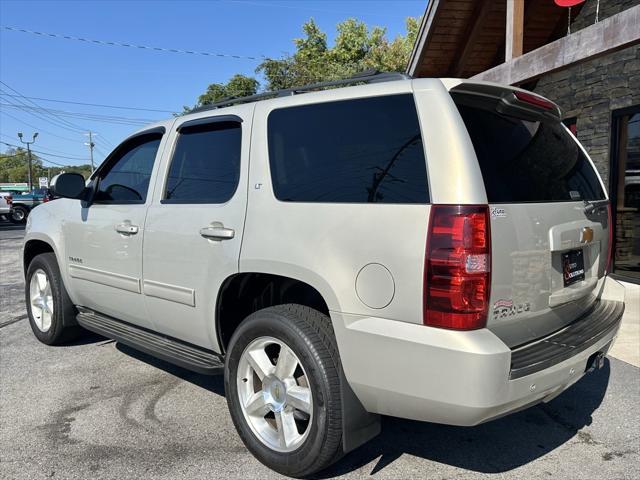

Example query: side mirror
[50,173,87,200]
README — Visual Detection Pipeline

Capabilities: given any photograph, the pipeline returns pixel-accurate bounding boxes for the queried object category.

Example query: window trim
[265,94,431,205]
[161,116,242,205]
[90,127,165,181]
[91,127,165,205]
[176,114,242,132]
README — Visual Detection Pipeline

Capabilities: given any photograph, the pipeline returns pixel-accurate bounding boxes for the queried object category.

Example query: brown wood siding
[413,0,582,78]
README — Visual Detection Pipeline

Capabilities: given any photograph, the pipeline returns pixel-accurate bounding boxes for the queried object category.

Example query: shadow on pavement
[116,342,225,396]
[321,361,611,477]
[0,220,25,232]
[62,330,110,347]
[115,339,610,476]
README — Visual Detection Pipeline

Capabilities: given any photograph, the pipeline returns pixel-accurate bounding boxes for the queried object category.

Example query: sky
[0,0,425,169]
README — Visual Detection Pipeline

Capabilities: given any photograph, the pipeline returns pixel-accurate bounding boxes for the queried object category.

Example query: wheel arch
[23,238,56,275]
[215,271,335,354]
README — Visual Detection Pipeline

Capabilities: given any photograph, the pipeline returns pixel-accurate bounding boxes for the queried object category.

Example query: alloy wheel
[237,336,313,452]
[29,269,54,332]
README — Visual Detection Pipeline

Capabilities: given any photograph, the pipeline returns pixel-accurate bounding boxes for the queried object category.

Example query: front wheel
[25,252,80,345]
[225,305,343,477]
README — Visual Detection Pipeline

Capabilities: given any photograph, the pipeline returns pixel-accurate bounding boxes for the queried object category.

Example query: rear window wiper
[583,199,609,214]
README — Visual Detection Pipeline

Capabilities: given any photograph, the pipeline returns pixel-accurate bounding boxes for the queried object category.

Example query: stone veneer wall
[532,45,639,187]
[531,0,640,186]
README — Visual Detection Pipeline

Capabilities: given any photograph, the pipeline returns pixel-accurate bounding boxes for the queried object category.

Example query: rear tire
[9,205,28,224]
[225,304,343,477]
[25,252,81,345]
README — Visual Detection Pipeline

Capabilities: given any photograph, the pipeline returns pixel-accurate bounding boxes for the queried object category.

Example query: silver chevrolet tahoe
[23,72,626,477]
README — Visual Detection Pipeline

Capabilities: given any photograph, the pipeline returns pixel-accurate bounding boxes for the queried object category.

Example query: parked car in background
[0,192,13,220]
[9,188,53,223]
[22,73,626,477]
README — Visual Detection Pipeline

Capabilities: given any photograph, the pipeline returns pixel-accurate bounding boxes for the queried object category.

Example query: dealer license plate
[562,249,585,287]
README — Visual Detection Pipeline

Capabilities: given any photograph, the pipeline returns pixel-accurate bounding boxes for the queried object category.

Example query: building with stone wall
[408,0,639,283]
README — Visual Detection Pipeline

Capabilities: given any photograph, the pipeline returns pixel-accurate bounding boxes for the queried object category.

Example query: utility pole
[17,131,38,191]
[84,131,96,173]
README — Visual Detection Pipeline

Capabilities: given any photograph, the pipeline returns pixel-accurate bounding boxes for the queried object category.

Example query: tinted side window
[94,134,161,204]
[453,97,605,203]
[268,94,429,203]
[164,122,241,204]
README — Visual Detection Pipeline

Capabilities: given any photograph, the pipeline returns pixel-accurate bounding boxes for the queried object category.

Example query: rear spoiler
[445,80,561,122]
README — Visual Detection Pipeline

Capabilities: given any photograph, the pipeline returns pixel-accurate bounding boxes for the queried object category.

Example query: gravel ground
[1,220,639,479]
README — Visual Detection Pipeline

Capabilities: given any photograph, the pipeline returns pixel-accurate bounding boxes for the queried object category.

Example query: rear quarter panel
[241,82,432,323]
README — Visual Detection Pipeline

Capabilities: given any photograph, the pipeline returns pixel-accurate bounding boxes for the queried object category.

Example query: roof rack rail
[189,70,411,113]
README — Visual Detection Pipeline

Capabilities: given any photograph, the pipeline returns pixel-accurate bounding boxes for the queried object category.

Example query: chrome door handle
[200,226,235,240]
[115,223,139,235]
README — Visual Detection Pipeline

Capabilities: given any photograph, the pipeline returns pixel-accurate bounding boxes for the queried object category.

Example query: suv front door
[64,128,166,329]
[142,109,251,351]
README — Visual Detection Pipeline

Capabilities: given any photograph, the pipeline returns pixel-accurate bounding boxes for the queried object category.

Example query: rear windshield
[453,95,605,203]
[267,94,429,204]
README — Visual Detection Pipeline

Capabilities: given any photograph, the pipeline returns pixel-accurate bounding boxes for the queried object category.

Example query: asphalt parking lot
[1,219,639,480]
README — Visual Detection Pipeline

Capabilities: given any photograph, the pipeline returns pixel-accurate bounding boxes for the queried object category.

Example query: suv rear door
[142,107,252,351]
[450,83,610,347]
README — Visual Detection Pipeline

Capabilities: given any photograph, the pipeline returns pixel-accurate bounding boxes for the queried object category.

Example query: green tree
[1,148,93,185]
[186,16,419,110]
[257,16,420,91]
[0,148,43,183]
[181,74,259,113]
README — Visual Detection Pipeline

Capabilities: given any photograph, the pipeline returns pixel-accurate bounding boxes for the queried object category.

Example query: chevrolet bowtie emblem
[581,226,594,243]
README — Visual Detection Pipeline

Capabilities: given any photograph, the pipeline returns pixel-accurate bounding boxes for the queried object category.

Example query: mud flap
[340,366,381,453]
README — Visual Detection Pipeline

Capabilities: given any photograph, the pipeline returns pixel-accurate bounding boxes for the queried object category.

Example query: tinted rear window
[267,94,429,203]
[454,97,605,203]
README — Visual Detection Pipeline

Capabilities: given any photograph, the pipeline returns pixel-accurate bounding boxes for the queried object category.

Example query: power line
[0,82,117,146]
[2,25,265,61]
[0,89,86,135]
[0,102,154,125]
[0,139,88,160]
[94,145,109,157]
[0,110,83,143]
[1,141,68,167]
[0,93,177,114]
[1,111,115,157]
[0,82,88,133]
[0,133,87,157]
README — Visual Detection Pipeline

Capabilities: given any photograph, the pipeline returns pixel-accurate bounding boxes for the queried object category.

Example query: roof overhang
[472,5,640,85]
[407,0,585,79]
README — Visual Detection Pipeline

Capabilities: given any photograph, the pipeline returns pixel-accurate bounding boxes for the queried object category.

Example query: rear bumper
[332,289,624,426]
[510,300,623,379]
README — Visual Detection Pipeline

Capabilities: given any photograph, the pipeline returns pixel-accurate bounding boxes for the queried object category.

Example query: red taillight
[513,90,556,111]
[43,196,49,203]
[6,195,12,205]
[424,205,491,330]
[606,202,613,274]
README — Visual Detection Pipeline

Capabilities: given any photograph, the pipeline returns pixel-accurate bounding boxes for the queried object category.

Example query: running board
[76,310,224,375]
